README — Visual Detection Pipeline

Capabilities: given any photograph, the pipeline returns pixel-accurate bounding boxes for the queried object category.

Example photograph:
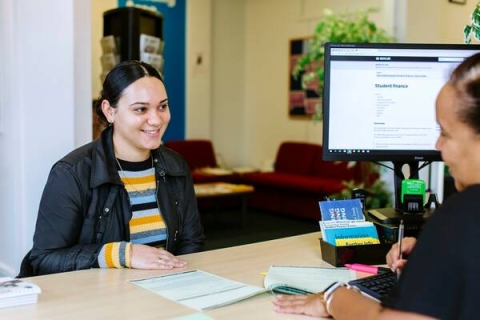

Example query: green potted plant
[293,8,395,120]
[333,165,392,209]
[295,8,395,208]
[464,1,480,44]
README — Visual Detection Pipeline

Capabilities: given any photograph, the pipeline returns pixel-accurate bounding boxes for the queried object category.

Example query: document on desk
[264,265,354,295]
[130,270,266,310]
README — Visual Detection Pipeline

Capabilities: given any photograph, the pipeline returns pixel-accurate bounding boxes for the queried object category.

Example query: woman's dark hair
[94,60,164,125]
[448,52,480,135]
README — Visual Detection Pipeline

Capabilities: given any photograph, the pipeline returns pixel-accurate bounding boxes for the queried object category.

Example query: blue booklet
[319,199,364,221]
[319,199,380,246]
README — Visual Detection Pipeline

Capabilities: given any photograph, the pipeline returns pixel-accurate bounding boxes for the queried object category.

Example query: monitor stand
[368,207,403,224]
[367,207,435,225]
[367,160,435,225]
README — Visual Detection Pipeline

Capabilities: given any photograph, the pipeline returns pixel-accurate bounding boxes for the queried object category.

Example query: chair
[164,139,242,213]
[164,139,237,183]
[164,140,217,171]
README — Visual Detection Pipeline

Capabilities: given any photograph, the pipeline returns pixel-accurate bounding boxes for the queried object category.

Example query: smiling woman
[273,52,480,320]
[99,73,170,161]
[19,60,205,278]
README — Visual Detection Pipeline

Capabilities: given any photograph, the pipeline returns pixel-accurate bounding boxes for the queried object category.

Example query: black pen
[396,220,404,279]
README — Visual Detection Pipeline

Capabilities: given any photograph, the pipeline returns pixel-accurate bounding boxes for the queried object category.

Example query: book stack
[319,199,380,247]
[0,277,41,309]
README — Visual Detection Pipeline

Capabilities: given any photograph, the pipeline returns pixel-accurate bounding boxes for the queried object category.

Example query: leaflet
[130,269,266,310]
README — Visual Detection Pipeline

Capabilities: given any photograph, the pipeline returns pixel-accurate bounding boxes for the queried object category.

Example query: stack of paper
[0,277,41,309]
[100,35,121,82]
[139,34,164,74]
[319,199,380,246]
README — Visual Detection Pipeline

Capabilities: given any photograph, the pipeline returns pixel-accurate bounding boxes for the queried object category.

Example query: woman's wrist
[323,283,361,317]
[317,293,331,318]
[125,242,132,268]
[325,290,336,315]
[322,282,347,316]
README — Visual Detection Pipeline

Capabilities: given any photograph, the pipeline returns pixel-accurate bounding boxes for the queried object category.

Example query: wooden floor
[202,208,319,251]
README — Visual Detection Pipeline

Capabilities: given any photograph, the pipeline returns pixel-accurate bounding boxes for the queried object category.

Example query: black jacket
[28,127,205,276]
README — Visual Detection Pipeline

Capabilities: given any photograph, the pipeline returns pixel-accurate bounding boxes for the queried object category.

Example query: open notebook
[264,265,354,295]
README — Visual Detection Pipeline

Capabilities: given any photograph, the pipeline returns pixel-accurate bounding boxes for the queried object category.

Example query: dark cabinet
[103,7,163,62]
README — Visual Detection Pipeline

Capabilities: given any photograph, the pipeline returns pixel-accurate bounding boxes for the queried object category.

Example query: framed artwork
[288,37,320,118]
[449,0,466,4]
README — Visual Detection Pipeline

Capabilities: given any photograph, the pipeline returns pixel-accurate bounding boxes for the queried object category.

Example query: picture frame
[288,37,320,118]
[449,0,466,4]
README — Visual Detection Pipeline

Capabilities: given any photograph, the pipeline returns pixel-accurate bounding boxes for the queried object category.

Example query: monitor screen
[322,42,480,162]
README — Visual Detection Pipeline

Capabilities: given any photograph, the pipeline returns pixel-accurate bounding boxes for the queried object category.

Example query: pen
[396,220,405,279]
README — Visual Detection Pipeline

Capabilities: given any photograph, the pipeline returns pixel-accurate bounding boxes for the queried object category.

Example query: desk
[0,233,335,319]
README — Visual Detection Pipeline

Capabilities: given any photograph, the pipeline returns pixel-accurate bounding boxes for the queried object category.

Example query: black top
[27,127,204,276]
[382,184,480,319]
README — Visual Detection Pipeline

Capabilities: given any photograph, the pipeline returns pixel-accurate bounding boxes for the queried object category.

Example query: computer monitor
[322,42,480,221]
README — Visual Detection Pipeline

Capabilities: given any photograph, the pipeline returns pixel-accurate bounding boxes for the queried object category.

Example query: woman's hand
[386,237,417,272]
[272,293,329,318]
[130,244,187,270]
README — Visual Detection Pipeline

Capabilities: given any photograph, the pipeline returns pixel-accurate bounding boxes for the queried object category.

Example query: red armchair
[163,139,237,183]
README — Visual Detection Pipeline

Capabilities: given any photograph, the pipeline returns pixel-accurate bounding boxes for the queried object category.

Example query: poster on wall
[288,37,320,118]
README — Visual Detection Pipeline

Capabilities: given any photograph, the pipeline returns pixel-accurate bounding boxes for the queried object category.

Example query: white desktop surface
[0,233,336,319]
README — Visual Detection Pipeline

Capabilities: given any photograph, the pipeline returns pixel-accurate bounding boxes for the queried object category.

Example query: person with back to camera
[19,60,205,277]
[272,52,480,319]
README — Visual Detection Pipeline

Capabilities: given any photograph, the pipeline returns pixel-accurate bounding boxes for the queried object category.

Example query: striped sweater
[98,156,167,268]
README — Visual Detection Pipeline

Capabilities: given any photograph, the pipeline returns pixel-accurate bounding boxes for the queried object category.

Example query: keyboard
[348,270,397,301]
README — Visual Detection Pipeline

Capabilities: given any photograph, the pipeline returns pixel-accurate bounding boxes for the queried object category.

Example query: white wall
[186,0,213,140]
[210,0,247,168]
[402,0,475,44]
[441,0,478,44]
[211,0,387,169]
[76,1,94,147]
[0,0,91,277]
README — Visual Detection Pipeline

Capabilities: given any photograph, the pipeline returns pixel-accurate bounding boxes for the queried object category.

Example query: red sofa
[241,141,363,221]
[163,139,243,213]
[163,139,238,183]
